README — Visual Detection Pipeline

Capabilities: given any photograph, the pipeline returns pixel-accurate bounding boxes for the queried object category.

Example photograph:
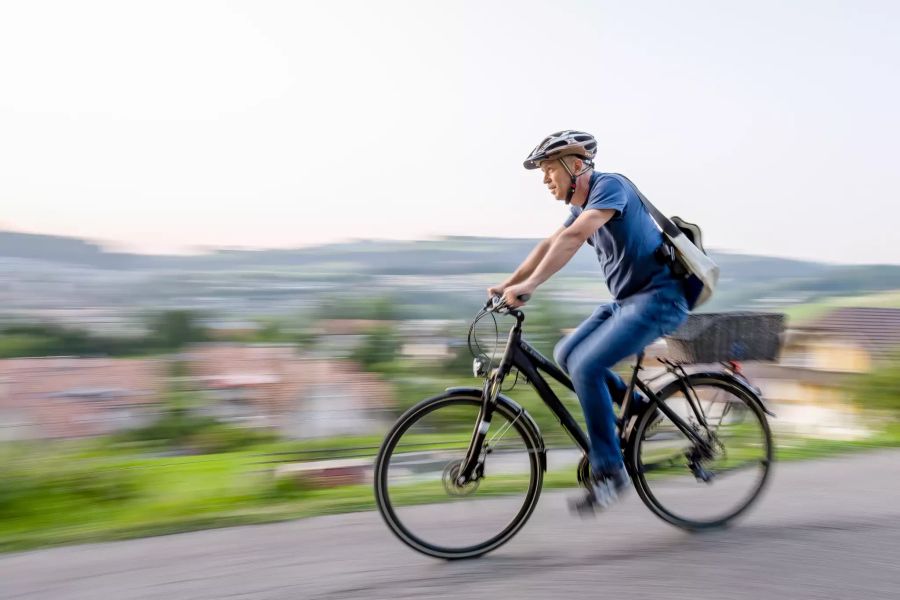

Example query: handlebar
[485,293,531,313]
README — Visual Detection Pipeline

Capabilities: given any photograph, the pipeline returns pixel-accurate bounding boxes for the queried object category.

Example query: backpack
[615,174,719,309]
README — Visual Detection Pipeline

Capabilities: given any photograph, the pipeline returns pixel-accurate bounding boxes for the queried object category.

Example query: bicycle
[374,295,776,559]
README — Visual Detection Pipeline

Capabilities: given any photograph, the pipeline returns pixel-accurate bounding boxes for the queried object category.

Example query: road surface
[3,450,899,599]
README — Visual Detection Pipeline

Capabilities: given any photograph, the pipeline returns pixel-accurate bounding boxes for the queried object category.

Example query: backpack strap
[611,173,682,239]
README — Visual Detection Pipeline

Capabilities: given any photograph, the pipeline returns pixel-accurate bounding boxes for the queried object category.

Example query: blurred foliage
[146,310,209,349]
[316,294,398,321]
[518,297,582,358]
[235,318,318,350]
[0,310,211,358]
[0,324,143,358]
[113,406,276,454]
[115,363,276,453]
[349,324,401,371]
[850,352,900,412]
[0,445,141,520]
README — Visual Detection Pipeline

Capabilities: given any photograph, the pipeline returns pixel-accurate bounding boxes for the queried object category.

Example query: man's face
[539,158,579,201]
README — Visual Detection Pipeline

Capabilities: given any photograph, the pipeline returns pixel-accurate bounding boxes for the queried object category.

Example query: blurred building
[312,319,387,357]
[183,343,396,438]
[783,307,900,370]
[0,357,166,441]
[396,319,457,363]
[744,307,900,438]
[0,343,397,441]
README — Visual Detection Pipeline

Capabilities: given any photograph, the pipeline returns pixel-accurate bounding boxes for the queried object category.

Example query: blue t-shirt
[564,172,671,300]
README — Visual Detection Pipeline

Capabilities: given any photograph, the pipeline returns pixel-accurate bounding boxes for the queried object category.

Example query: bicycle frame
[457,307,716,483]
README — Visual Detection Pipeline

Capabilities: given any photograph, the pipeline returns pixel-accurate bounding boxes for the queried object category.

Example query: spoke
[487,411,521,447]
[640,453,686,473]
[486,444,529,453]
[391,448,469,458]
[646,430,689,442]
[706,394,735,433]
[393,439,472,450]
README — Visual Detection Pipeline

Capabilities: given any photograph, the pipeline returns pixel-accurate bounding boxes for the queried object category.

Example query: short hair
[561,155,592,171]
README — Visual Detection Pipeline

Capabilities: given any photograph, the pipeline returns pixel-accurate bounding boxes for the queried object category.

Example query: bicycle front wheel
[629,374,773,530]
[374,392,543,559]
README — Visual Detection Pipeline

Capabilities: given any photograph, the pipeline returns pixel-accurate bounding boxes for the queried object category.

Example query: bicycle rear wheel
[629,374,773,530]
[374,392,542,559]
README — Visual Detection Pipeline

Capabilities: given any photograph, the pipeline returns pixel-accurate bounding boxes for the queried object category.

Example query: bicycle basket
[664,312,785,364]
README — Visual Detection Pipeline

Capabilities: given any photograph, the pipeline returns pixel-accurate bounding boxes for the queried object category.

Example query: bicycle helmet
[523,130,597,170]
[523,130,597,203]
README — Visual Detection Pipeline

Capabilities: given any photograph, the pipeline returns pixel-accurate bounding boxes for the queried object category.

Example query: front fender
[444,386,547,471]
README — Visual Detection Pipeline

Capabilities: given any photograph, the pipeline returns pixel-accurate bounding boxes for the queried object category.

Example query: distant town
[2,229,900,444]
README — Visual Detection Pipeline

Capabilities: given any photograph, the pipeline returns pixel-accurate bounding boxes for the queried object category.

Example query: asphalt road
[3,450,900,600]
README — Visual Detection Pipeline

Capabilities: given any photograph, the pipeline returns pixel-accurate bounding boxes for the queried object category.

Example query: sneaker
[569,466,631,516]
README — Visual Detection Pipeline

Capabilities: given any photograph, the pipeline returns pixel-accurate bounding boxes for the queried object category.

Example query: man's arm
[500,224,569,287]
[526,209,616,286]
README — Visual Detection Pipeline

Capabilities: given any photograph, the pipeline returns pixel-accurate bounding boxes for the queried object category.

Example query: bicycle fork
[458,319,523,484]
[456,376,501,484]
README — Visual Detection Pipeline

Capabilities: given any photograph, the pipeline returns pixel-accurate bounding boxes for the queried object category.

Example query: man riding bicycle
[489,130,690,514]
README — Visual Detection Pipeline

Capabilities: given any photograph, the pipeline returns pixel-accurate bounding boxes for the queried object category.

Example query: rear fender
[657,371,776,418]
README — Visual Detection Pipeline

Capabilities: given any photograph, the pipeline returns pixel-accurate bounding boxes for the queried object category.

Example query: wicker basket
[664,312,785,364]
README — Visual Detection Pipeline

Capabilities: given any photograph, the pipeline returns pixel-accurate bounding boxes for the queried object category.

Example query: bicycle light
[472,355,489,378]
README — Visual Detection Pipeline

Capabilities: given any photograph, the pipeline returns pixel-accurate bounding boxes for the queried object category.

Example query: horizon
[1,224,894,268]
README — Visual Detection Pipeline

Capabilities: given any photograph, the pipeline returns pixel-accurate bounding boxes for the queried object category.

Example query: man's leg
[565,289,685,475]
[553,302,642,407]
[552,303,615,376]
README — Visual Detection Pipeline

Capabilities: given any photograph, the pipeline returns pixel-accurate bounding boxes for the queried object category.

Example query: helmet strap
[559,157,591,205]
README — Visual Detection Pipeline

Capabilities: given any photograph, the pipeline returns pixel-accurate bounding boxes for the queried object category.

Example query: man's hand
[487,283,508,299]
[502,280,537,308]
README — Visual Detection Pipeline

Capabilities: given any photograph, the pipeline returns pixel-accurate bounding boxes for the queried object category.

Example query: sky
[0,0,898,263]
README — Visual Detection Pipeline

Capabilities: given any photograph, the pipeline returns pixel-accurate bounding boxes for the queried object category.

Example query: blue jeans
[553,281,689,475]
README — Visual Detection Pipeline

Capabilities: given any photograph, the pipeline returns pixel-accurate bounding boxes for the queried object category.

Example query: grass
[775,421,900,459]
[0,449,264,551]
[1,419,899,554]
[783,289,900,325]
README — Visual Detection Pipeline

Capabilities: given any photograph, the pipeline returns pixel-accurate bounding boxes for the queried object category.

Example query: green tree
[350,324,401,370]
[0,323,150,357]
[147,310,208,350]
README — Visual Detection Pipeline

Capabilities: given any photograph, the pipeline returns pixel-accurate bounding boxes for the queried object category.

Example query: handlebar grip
[517,293,531,303]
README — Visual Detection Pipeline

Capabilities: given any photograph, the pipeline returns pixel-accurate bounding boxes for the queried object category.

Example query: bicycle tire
[374,392,543,559]
[628,373,774,530]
